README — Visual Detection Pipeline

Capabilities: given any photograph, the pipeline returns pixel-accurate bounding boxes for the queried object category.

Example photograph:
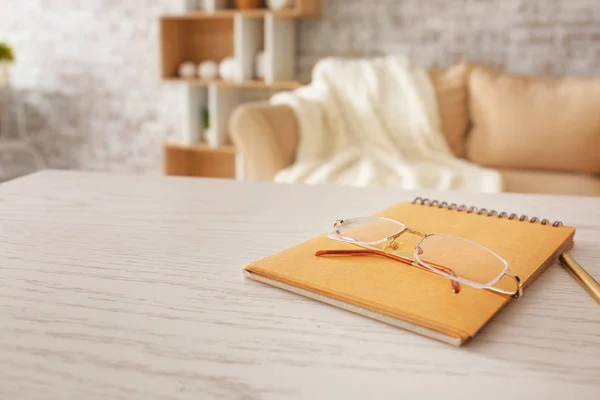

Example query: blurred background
[1,0,599,193]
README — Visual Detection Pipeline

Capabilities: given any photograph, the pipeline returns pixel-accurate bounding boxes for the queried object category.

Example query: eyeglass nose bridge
[406,227,427,238]
[385,227,428,250]
[387,227,427,240]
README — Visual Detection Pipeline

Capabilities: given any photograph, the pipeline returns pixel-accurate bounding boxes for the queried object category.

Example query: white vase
[206,127,219,147]
[0,62,10,87]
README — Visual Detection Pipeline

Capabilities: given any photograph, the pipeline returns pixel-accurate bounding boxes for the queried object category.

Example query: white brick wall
[298,0,600,80]
[0,0,598,178]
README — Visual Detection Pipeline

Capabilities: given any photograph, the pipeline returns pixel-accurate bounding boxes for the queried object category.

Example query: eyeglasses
[316,216,523,298]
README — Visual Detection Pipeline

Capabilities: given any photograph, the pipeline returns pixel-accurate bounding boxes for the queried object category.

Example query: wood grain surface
[0,170,599,399]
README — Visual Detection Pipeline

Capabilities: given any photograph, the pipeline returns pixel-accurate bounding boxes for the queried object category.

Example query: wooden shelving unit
[160,0,320,179]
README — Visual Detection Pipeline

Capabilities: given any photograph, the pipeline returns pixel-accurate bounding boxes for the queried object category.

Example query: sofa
[230,63,600,196]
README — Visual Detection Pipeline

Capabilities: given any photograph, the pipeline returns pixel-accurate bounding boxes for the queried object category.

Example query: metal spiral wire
[412,197,563,227]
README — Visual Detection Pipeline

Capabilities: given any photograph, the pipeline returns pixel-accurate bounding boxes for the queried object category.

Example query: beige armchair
[230,102,299,181]
[230,64,600,197]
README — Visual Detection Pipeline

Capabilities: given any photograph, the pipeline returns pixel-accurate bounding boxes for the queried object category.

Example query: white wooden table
[1,170,599,399]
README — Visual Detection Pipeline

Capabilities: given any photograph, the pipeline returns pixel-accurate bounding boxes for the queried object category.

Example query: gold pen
[559,253,600,304]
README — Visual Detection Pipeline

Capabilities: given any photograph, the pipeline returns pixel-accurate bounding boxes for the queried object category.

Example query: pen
[559,253,600,304]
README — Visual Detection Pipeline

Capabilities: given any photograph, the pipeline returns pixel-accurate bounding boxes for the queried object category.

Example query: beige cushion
[500,169,600,197]
[429,63,472,157]
[466,66,600,174]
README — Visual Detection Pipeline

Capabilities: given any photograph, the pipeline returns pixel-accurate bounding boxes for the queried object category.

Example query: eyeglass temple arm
[486,271,523,299]
[315,249,461,294]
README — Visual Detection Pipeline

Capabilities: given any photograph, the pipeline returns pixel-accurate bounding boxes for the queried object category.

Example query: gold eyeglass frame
[316,218,523,299]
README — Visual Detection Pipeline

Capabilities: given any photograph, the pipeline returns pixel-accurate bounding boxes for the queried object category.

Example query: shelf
[163,141,236,179]
[160,17,234,79]
[161,9,303,20]
[160,12,300,84]
[165,77,303,90]
[165,141,235,154]
[162,0,319,20]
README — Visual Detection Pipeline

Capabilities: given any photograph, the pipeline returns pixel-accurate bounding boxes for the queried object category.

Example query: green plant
[0,42,15,63]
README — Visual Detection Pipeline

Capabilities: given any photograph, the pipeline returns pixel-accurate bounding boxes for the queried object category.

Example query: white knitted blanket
[269,55,503,192]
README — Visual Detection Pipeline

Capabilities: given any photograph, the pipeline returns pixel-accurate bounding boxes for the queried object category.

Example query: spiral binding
[411,197,563,227]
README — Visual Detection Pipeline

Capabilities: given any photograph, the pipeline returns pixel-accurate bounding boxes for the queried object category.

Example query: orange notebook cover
[242,198,576,346]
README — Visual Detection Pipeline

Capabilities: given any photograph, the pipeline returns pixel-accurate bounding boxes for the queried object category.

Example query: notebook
[242,197,576,346]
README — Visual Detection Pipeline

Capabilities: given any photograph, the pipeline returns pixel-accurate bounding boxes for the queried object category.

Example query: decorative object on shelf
[267,0,292,11]
[205,126,218,147]
[202,107,210,130]
[201,106,210,143]
[185,0,200,10]
[178,61,197,79]
[234,0,264,9]
[218,57,237,80]
[198,60,218,80]
[255,51,265,79]
[203,0,228,11]
[0,42,15,87]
